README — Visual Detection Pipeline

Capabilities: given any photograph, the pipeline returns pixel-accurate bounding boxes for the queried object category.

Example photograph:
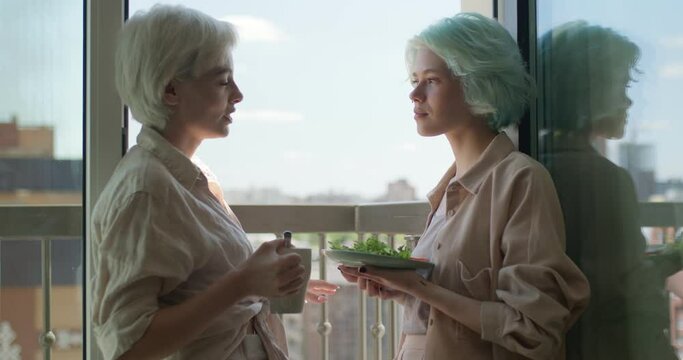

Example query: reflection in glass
[539,21,679,359]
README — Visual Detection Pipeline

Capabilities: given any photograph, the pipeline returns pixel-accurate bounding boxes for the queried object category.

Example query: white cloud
[659,63,683,79]
[220,15,287,43]
[659,36,683,48]
[233,109,304,123]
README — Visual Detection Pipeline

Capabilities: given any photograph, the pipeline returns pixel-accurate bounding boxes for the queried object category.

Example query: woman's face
[593,74,633,139]
[168,55,243,140]
[408,47,471,137]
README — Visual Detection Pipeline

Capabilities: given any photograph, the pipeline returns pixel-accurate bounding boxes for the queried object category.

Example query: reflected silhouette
[539,21,678,359]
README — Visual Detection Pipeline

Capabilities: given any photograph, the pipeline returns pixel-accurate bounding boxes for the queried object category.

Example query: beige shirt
[90,127,287,360]
[402,177,456,334]
[419,133,590,360]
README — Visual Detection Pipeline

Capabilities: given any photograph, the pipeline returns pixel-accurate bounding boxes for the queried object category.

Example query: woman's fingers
[340,272,359,283]
[367,281,381,297]
[305,280,339,304]
[308,286,339,295]
[358,278,368,291]
[278,275,305,294]
[308,279,339,292]
[305,292,329,304]
[279,264,305,285]
[338,265,411,298]
[277,253,303,273]
[338,265,360,283]
[378,287,402,300]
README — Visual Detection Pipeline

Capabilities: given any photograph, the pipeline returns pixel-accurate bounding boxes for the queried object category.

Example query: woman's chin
[416,125,442,137]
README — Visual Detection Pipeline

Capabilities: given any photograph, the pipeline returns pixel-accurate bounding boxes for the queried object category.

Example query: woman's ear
[163,81,180,106]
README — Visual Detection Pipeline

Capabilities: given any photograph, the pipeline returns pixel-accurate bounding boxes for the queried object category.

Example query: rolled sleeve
[481,167,590,360]
[92,192,197,359]
[95,276,161,359]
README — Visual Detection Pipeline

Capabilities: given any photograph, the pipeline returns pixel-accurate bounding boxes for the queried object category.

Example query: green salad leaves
[329,236,412,259]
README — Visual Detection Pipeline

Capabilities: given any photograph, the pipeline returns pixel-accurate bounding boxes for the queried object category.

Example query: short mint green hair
[406,13,531,130]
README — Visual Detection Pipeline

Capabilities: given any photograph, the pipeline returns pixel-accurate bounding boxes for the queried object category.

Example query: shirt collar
[426,132,515,209]
[136,126,202,189]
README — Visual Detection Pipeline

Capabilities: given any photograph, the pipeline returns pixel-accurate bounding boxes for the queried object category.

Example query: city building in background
[0,116,54,158]
[0,117,82,359]
[618,142,657,201]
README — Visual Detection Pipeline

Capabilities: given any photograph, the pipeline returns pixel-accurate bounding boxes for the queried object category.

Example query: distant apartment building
[617,142,657,201]
[0,118,81,205]
[375,178,417,202]
[0,116,54,158]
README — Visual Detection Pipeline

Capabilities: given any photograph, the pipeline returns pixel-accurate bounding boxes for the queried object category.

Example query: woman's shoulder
[94,147,180,213]
[496,150,553,181]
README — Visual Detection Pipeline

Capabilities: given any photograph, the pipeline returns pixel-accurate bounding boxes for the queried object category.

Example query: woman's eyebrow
[210,66,232,76]
[411,68,441,77]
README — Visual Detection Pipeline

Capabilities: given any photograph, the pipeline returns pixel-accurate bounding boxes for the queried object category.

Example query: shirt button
[447,210,455,216]
[429,319,434,326]
[436,243,442,250]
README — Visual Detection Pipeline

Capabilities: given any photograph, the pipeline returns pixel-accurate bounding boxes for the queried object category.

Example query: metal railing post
[358,232,368,360]
[317,233,332,360]
[39,238,56,360]
[388,234,399,358]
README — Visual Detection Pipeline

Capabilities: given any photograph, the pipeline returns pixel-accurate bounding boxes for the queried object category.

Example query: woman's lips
[414,111,428,120]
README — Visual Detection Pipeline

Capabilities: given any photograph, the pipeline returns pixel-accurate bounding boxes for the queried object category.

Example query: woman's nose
[230,82,243,104]
[409,86,424,103]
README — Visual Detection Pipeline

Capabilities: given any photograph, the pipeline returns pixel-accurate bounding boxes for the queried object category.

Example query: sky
[1,0,681,199]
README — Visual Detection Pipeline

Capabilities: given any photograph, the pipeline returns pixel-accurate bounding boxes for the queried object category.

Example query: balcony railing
[1,201,682,359]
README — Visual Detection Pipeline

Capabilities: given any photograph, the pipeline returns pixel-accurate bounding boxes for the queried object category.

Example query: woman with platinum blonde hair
[340,13,590,359]
[91,4,337,360]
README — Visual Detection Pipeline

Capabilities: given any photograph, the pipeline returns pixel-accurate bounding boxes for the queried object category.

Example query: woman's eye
[409,79,419,86]
[427,78,438,84]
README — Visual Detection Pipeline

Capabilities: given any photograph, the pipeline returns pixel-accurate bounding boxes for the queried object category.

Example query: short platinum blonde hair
[539,21,640,133]
[115,4,237,130]
[406,13,530,131]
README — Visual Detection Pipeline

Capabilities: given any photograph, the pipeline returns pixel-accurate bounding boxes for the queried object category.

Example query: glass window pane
[0,1,84,359]
[536,1,683,358]
[127,0,460,205]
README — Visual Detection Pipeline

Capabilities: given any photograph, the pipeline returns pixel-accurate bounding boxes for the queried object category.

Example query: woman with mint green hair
[340,13,590,359]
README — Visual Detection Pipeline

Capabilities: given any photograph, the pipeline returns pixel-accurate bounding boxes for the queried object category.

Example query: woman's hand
[338,265,410,301]
[305,279,340,304]
[237,239,306,298]
[339,265,425,297]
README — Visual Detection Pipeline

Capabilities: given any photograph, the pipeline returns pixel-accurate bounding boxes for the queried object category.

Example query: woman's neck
[445,122,497,177]
[161,120,201,158]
